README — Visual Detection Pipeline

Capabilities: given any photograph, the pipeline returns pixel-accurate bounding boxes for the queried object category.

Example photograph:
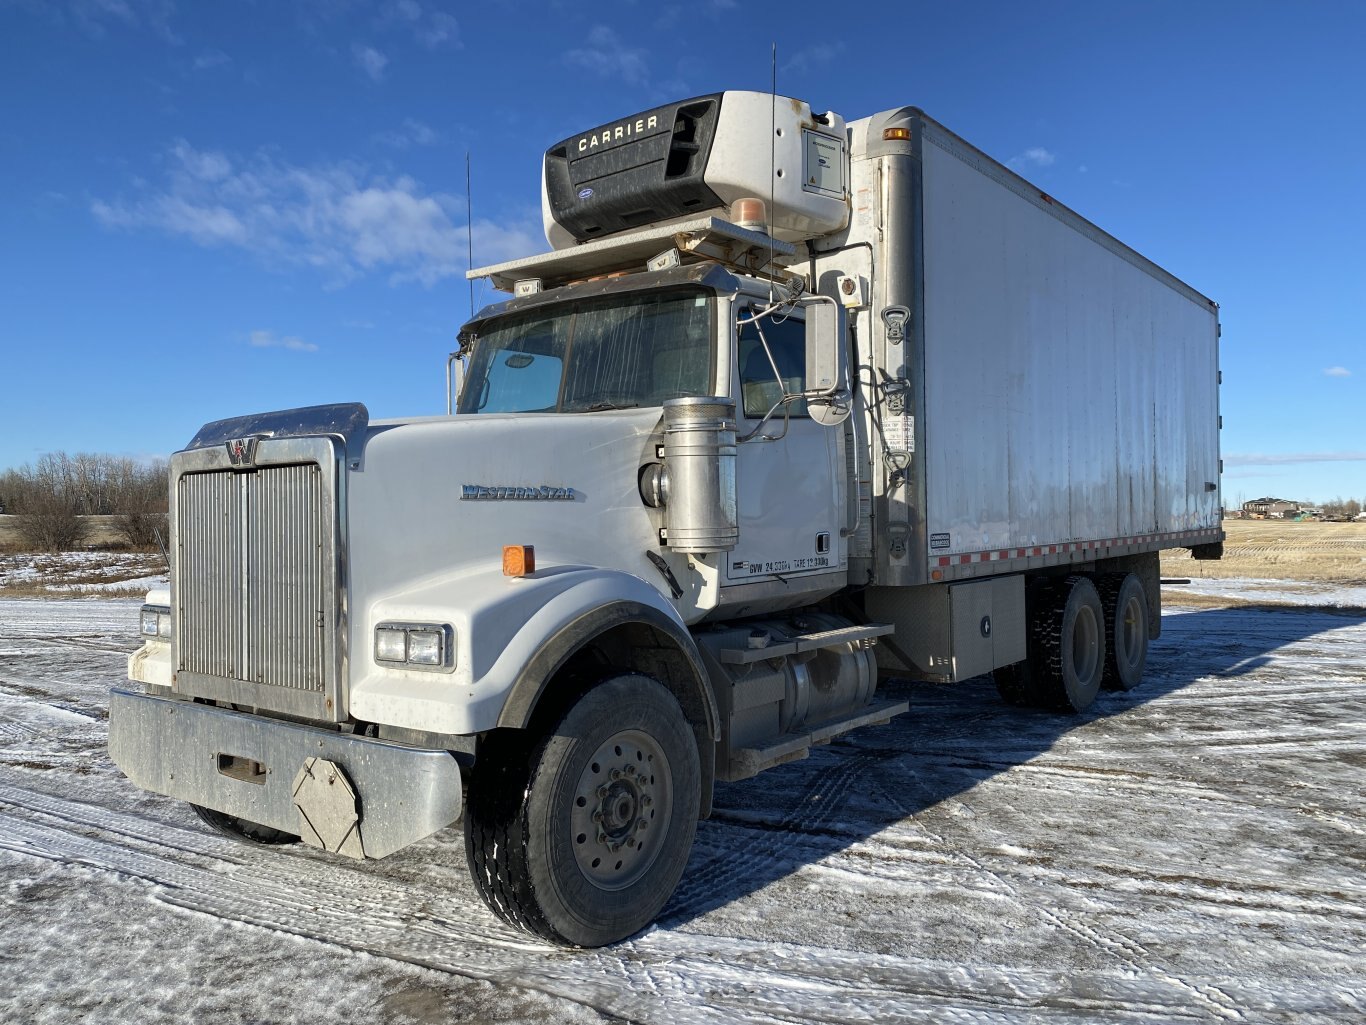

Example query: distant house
[1242,497,1301,519]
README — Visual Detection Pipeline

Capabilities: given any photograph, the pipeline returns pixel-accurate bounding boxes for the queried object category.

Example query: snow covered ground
[0,551,167,595]
[1,594,1363,1024]
[1164,576,1366,609]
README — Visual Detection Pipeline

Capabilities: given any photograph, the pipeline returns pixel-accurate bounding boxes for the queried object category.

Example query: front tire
[191,804,298,845]
[464,674,700,947]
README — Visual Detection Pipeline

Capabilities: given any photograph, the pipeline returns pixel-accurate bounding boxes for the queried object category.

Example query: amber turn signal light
[503,545,535,577]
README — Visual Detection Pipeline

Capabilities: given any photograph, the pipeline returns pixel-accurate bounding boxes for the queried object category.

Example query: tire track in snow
[0,779,1253,1025]
[873,770,1249,1021]
[663,749,885,923]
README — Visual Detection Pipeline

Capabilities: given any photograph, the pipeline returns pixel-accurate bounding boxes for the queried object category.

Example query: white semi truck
[110,91,1223,947]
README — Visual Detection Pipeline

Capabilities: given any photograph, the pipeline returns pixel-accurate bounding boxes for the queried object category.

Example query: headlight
[375,626,408,662]
[374,622,454,671]
[139,605,172,640]
[407,630,443,665]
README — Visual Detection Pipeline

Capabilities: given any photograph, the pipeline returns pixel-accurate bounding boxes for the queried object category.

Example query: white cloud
[191,50,231,71]
[1008,147,1057,171]
[1224,451,1366,467]
[564,26,648,86]
[417,11,458,48]
[352,43,388,82]
[170,140,231,181]
[374,117,438,149]
[1324,366,1352,377]
[339,184,459,268]
[93,195,248,246]
[469,219,543,268]
[782,42,846,75]
[249,330,319,353]
[69,0,180,43]
[91,140,542,286]
[377,1,460,48]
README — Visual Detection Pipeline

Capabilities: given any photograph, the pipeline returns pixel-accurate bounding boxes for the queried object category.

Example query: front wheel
[191,804,298,845]
[464,674,701,947]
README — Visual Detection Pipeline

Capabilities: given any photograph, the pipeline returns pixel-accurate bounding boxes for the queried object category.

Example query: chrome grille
[175,462,334,715]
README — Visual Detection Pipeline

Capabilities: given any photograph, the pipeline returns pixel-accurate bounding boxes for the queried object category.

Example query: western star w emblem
[461,484,576,501]
[225,437,259,466]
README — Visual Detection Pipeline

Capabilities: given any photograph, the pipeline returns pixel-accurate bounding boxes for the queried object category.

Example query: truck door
[725,303,844,585]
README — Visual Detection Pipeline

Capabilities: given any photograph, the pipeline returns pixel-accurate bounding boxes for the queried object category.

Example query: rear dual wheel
[1099,572,1149,691]
[1034,575,1106,711]
[992,578,1053,706]
[996,576,1106,712]
[996,571,1151,712]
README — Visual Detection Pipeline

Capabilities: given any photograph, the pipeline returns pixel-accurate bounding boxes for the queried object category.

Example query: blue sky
[1,0,1362,506]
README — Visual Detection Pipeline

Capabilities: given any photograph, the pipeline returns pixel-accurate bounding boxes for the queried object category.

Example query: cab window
[738,310,807,418]
[458,289,713,414]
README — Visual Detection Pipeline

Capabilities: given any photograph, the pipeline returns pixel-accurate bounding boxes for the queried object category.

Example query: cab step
[722,697,908,782]
[718,623,895,665]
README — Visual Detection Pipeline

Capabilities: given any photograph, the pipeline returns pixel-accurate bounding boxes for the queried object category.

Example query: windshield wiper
[581,401,640,411]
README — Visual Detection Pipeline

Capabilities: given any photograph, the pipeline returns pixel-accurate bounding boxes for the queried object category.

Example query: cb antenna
[768,42,777,302]
[465,151,475,321]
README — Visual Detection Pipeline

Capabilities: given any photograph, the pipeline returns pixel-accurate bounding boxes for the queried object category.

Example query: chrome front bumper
[108,689,463,859]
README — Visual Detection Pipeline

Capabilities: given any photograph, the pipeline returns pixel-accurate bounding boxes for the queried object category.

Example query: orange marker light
[503,545,535,577]
[883,127,912,141]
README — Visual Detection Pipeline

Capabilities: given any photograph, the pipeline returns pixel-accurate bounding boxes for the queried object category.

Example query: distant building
[1242,497,1301,519]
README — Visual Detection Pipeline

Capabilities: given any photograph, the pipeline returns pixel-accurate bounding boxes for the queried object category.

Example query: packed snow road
[1,596,1362,1024]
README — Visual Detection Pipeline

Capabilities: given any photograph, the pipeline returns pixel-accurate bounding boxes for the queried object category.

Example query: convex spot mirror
[803,298,851,426]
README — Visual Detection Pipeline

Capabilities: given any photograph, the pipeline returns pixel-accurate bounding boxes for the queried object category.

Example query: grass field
[1161,518,1366,583]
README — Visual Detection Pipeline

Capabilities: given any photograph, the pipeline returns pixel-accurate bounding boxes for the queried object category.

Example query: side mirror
[804,299,850,426]
[446,350,464,414]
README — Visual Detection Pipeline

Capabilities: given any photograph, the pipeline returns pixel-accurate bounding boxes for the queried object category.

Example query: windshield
[457,289,714,414]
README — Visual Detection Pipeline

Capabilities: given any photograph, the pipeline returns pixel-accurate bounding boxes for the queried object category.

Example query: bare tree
[112,458,170,551]
[6,454,89,551]
[1320,496,1364,521]
[2,452,170,551]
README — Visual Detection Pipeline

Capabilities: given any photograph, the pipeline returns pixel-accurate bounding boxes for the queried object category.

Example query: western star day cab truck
[111,91,1223,947]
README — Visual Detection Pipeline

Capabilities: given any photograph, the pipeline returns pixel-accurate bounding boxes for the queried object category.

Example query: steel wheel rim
[570,728,673,891]
[1072,605,1100,682]
[1119,594,1144,670]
